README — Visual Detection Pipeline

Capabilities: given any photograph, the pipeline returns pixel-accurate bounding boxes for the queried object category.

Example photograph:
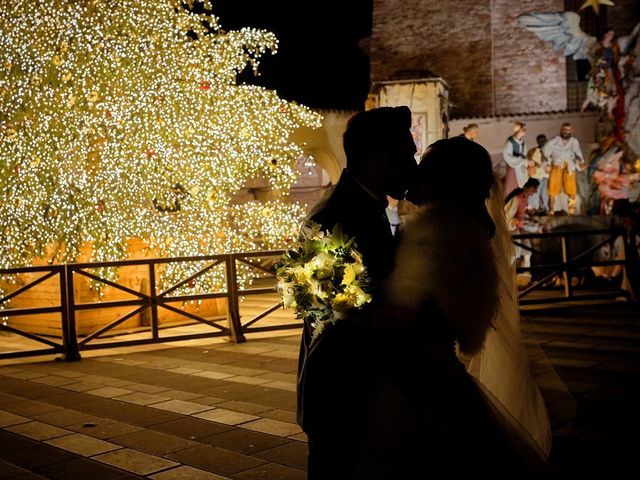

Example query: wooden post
[226,255,246,343]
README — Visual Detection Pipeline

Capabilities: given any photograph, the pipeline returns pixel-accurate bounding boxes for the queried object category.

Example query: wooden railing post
[59,265,81,361]
[622,229,639,303]
[560,235,573,299]
[149,262,159,340]
[226,254,246,343]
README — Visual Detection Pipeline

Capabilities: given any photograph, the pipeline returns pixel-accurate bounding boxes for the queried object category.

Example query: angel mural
[518,11,640,143]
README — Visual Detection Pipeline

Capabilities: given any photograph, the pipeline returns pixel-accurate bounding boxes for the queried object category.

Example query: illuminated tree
[0,0,321,291]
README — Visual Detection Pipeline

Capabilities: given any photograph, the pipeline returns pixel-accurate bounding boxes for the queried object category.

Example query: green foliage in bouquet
[275,222,372,341]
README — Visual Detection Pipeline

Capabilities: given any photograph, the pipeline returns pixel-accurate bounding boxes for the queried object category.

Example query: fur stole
[383,204,499,355]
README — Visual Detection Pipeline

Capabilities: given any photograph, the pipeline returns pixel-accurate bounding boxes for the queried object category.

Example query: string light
[0,0,322,300]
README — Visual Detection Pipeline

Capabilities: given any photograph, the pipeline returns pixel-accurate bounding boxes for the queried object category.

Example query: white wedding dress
[467,176,553,457]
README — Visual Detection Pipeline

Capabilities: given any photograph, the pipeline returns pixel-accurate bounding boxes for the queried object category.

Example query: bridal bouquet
[275,221,372,341]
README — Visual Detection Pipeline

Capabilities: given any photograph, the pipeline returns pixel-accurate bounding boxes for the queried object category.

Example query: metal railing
[0,251,298,361]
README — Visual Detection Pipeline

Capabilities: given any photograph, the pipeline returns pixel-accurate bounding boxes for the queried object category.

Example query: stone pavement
[523,302,640,478]
[0,301,638,479]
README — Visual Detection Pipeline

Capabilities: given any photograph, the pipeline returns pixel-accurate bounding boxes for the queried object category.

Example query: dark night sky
[210,1,373,111]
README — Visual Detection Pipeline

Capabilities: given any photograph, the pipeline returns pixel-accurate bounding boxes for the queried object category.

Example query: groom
[297,106,418,479]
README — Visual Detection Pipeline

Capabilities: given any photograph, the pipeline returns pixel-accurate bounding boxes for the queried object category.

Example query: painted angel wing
[517,11,595,61]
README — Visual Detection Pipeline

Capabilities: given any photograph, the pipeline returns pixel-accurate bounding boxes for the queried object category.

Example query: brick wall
[492,0,567,115]
[370,0,566,117]
[607,0,640,39]
[370,0,493,117]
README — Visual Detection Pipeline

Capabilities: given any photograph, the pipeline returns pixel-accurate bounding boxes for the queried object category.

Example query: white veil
[467,175,555,457]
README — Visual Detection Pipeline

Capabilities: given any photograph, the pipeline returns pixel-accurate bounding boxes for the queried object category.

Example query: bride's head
[406,136,496,237]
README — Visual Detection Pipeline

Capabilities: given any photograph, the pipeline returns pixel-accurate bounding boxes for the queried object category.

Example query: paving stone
[191,371,234,380]
[562,380,602,394]
[101,379,136,388]
[546,340,596,350]
[157,390,205,401]
[0,429,38,453]
[59,381,103,392]
[110,430,199,456]
[0,392,24,405]
[120,383,172,394]
[30,376,78,387]
[45,433,121,457]
[191,396,228,406]
[0,410,31,428]
[0,442,77,469]
[167,367,205,375]
[547,400,579,423]
[107,359,148,367]
[150,417,233,440]
[226,376,272,386]
[233,462,306,480]
[80,375,117,385]
[111,392,171,406]
[35,457,130,480]
[149,465,231,480]
[197,383,262,401]
[9,473,49,479]
[550,358,603,369]
[240,419,302,438]
[593,344,640,354]
[0,460,30,477]
[287,433,308,443]
[194,409,259,426]
[149,399,213,415]
[135,361,183,371]
[199,429,289,455]
[1,400,63,417]
[260,381,296,392]
[210,401,270,415]
[262,350,299,360]
[259,409,297,424]
[255,442,307,470]
[201,365,265,377]
[3,382,68,401]
[2,371,48,380]
[253,372,296,383]
[48,370,87,379]
[166,445,267,476]
[33,409,102,428]
[244,390,296,411]
[6,421,71,441]
[73,398,182,427]
[0,366,24,375]
[93,448,179,476]
[117,372,180,386]
[41,391,97,408]
[595,362,640,374]
[68,419,143,440]
[145,378,214,393]
[86,387,135,398]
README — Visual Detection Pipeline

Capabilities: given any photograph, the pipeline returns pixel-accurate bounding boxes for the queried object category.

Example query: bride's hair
[406,136,496,238]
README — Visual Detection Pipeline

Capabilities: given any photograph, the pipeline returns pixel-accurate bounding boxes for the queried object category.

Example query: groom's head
[343,106,417,200]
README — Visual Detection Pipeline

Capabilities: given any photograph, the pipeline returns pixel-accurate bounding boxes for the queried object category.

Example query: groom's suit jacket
[297,168,395,440]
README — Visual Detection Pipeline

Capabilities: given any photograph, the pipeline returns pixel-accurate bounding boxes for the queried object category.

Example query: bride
[467,172,553,457]
[358,136,549,478]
